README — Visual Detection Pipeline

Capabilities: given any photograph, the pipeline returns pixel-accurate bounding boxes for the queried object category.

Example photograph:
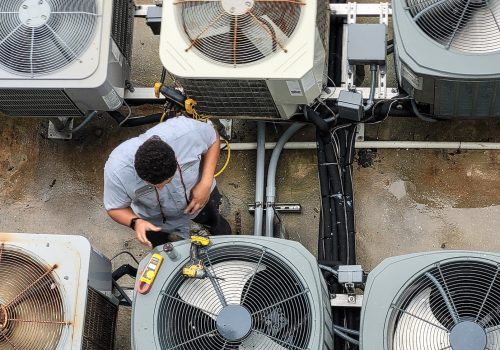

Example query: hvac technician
[103,115,232,247]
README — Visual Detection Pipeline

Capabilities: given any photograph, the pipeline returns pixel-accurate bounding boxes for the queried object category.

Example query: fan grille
[405,0,500,54]
[0,0,98,77]
[179,0,303,65]
[389,259,500,350]
[0,243,68,350]
[157,244,312,349]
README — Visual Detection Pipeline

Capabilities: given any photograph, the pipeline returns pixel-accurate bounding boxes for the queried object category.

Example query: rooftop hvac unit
[159,0,330,119]
[132,236,333,349]
[0,0,135,117]
[360,250,500,350]
[393,0,500,118]
[0,233,118,349]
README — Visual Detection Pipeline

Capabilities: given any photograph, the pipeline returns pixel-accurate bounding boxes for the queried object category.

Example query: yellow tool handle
[191,235,210,247]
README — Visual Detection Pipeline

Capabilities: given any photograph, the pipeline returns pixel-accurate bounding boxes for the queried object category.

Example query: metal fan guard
[179,0,303,66]
[0,0,98,76]
[405,0,500,54]
[388,258,500,350]
[0,243,68,350]
[156,244,313,350]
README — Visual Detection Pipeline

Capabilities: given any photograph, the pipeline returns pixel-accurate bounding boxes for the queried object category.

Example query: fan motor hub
[450,321,487,350]
[19,0,51,28]
[0,305,8,330]
[220,0,254,16]
[216,305,252,341]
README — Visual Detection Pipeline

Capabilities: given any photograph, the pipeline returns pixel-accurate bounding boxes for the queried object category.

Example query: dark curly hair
[134,136,177,185]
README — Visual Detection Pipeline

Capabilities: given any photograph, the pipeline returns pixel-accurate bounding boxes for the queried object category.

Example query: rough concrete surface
[0,1,499,349]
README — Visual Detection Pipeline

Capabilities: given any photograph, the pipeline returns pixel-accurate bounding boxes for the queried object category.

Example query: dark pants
[146,186,231,247]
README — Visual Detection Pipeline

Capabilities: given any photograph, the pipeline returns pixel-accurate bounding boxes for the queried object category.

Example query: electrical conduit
[264,123,306,237]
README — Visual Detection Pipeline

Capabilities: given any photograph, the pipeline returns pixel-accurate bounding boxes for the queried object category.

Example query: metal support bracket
[344,283,357,304]
[248,203,302,214]
[48,118,73,140]
[331,293,363,308]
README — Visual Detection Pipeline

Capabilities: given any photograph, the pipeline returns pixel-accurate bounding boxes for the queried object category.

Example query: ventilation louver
[360,251,500,350]
[0,0,98,77]
[406,0,500,54]
[132,236,333,350]
[180,0,302,66]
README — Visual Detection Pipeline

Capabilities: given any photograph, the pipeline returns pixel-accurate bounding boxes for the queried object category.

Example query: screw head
[229,7,235,13]
[245,1,251,6]
[39,0,43,4]
[22,4,28,9]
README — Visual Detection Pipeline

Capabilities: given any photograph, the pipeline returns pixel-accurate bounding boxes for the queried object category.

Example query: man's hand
[135,219,161,247]
[185,181,211,215]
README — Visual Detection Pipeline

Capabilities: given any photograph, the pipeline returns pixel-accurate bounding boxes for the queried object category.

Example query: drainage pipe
[226,141,500,151]
[265,123,306,237]
[254,122,266,236]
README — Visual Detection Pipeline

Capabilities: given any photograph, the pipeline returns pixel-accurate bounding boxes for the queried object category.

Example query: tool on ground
[137,253,164,294]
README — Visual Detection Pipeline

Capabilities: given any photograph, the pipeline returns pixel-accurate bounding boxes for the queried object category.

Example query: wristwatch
[129,217,141,230]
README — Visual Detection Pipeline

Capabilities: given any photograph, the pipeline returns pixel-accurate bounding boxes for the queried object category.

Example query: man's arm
[184,128,220,215]
[107,207,161,247]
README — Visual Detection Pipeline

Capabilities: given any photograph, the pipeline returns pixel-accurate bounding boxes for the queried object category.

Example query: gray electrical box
[338,90,364,121]
[347,24,387,65]
[338,265,364,284]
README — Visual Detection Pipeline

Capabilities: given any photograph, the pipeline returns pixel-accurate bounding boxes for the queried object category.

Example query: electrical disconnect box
[347,24,387,65]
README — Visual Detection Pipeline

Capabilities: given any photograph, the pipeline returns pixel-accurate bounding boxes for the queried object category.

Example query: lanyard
[154,163,189,223]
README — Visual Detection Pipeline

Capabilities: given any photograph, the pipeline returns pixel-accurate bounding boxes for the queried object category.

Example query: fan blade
[393,288,450,350]
[184,5,230,40]
[178,261,266,319]
[485,325,500,348]
[239,332,288,350]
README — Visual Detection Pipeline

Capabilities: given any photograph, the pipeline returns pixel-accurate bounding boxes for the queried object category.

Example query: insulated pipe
[265,123,306,237]
[253,122,266,236]
[226,141,500,151]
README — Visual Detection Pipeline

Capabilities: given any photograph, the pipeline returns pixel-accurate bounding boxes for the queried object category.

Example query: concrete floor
[0,1,499,349]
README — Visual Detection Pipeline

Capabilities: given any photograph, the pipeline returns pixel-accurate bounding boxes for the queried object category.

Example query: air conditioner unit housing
[132,236,333,349]
[393,0,500,118]
[360,250,500,350]
[0,232,118,349]
[160,0,330,118]
[0,0,135,117]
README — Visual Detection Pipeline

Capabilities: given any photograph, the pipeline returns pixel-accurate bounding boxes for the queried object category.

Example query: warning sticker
[286,80,303,97]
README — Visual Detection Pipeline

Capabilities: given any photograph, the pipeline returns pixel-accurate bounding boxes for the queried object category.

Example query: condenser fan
[405,0,500,53]
[178,0,303,65]
[157,245,312,349]
[390,260,500,350]
[0,0,98,77]
[0,243,68,350]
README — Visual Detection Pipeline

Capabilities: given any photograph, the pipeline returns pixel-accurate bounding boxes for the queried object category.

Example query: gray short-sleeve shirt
[103,116,217,238]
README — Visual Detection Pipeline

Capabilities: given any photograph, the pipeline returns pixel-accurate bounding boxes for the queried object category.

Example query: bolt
[26,19,31,24]
[39,0,44,4]
[230,7,235,13]
[22,4,28,9]
[41,15,47,20]
[245,1,251,6]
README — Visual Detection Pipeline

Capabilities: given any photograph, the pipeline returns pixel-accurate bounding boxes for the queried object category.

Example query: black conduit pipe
[410,99,438,123]
[109,110,164,127]
[316,131,335,262]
